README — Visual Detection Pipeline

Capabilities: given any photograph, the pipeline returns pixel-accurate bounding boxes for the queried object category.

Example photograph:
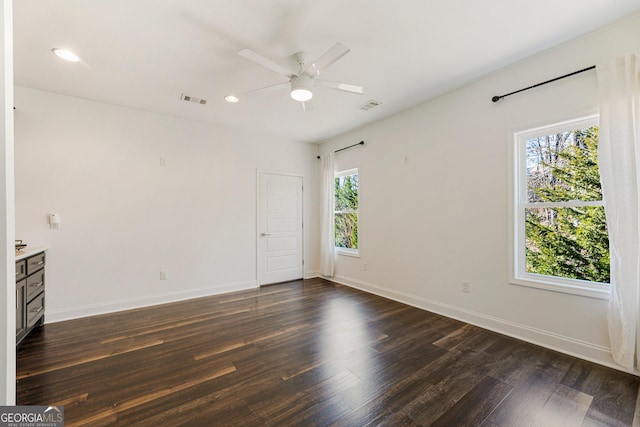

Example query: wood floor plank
[562,358,639,426]
[405,351,501,425]
[429,375,513,427]
[70,366,236,426]
[481,364,572,426]
[432,323,484,350]
[634,385,640,427]
[16,337,165,380]
[17,279,640,426]
[531,383,592,427]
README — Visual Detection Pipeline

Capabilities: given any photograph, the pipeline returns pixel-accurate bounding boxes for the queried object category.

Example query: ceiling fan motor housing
[290,75,314,102]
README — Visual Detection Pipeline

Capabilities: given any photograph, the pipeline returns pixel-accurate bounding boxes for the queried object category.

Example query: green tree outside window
[524,126,609,283]
[335,172,358,250]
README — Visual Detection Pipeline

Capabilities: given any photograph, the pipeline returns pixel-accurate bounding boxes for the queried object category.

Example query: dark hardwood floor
[16,278,640,426]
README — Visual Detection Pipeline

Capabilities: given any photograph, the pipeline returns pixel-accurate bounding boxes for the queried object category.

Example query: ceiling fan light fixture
[291,88,312,102]
[224,95,239,103]
[290,75,313,102]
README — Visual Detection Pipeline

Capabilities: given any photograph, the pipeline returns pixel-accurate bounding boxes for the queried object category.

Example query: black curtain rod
[317,141,364,159]
[491,65,596,103]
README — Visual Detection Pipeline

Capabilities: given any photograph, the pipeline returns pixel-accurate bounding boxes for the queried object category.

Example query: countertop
[15,247,47,261]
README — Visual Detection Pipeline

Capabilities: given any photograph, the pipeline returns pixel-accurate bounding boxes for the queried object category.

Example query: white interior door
[258,172,303,285]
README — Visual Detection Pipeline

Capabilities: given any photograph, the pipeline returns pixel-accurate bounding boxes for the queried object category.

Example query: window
[512,116,610,298]
[335,169,359,255]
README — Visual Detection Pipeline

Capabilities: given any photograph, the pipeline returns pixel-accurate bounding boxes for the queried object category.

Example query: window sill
[510,275,610,300]
[335,248,360,258]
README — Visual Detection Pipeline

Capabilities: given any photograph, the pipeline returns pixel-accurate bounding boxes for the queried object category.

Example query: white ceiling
[13,1,640,143]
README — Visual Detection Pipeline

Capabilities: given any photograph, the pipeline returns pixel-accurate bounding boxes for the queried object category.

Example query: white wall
[318,14,640,372]
[0,0,15,405]
[14,86,318,322]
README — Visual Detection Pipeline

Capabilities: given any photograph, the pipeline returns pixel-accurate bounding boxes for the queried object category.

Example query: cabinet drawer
[26,293,44,328]
[26,269,45,302]
[16,260,26,282]
[26,253,46,274]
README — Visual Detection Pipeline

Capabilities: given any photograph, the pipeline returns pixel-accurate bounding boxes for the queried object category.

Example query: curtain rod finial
[492,96,501,103]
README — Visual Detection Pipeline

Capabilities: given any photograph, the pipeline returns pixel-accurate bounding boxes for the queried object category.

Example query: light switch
[49,213,60,230]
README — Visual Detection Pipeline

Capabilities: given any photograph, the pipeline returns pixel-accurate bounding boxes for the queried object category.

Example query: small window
[335,169,359,255]
[512,116,610,298]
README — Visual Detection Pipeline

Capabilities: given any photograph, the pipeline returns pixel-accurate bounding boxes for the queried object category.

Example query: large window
[335,169,359,255]
[512,116,610,298]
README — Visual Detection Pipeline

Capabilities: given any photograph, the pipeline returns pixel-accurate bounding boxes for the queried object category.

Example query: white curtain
[319,153,335,277]
[597,51,640,371]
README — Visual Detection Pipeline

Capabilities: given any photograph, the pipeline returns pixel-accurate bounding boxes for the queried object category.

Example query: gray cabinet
[16,251,45,345]
[16,260,26,281]
[16,278,26,339]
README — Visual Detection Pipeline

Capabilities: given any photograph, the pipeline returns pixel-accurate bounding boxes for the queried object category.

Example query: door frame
[256,170,304,287]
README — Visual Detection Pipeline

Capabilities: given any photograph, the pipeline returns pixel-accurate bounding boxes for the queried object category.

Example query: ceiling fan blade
[301,100,314,112]
[305,43,350,76]
[243,81,290,97]
[316,80,365,94]
[238,49,294,77]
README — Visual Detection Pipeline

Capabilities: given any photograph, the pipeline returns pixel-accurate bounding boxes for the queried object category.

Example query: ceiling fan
[237,43,365,111]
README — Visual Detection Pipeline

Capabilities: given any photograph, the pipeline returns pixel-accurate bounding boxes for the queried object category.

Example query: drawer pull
[30,306,44,314]
[29,282,44,288]
[31,261,45,266]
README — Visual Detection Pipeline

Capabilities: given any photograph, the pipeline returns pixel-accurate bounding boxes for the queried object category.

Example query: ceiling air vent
[180,93,207,105]
[359,100,382,111]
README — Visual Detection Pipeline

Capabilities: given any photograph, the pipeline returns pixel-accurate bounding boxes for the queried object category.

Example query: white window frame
[335,168,360,257]
[510,115,610,299]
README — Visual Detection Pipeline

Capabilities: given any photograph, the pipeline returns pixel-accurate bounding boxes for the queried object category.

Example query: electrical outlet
[160,270,169,280]
[363,262,368,271]
[462,281,471,293]
[160,157,168,167]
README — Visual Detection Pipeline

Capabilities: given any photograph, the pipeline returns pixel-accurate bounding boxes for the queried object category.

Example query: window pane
[525,206,609,283]
[526,126,602,203]
[335,174,358,211]
[335,213,358,249]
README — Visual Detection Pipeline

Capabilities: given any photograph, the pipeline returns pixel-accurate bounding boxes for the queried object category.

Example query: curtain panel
[319,153,335,277]
[597,51,640,371]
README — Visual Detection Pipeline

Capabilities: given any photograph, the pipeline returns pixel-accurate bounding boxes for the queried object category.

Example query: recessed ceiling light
[51,48,80,62]
[224,95,239,103]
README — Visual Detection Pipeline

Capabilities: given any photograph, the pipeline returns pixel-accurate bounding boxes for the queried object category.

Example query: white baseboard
[330,274,637,376]
[46,280,258,323]
[304,270,320,279]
